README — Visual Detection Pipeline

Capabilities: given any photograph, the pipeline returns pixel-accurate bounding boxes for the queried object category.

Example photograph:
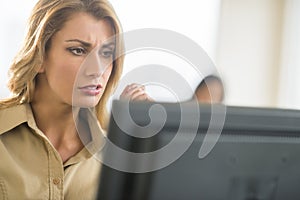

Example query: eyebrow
[65,39,91,47]
[65,39,115,49]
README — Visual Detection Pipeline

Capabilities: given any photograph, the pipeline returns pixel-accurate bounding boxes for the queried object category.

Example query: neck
[30,96,84,163]
[31,100,76,136]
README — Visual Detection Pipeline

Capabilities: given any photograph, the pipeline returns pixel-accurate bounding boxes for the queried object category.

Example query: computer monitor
[96,100,300,200]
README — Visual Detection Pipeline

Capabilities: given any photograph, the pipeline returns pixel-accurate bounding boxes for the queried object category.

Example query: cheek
[103,65,113,85]
[55,64,77,81]
[47,59,81,89]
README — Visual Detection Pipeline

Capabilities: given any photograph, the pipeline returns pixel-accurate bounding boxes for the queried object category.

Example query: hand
[120,83,154,101]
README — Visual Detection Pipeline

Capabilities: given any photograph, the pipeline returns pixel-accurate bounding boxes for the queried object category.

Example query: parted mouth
[77,84,103,96]
[78,84,103,90]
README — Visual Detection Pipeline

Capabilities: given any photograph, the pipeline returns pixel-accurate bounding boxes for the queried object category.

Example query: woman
[0,0,149,199]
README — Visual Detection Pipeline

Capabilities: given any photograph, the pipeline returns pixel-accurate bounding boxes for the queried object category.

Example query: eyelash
[100,50,114,58]
[67,47,87,56]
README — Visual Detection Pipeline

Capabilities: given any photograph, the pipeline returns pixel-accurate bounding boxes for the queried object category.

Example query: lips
[80,85,101,90]
[78,84,103,96]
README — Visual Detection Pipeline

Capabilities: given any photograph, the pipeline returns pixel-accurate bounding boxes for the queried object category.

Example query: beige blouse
[0,104,105,200]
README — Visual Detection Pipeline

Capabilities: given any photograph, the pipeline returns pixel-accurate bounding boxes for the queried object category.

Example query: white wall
[0,0,37,98]
[109,0,222,101]
[216,0,284,107]
[278,0,300,109]
[109,0,221,61]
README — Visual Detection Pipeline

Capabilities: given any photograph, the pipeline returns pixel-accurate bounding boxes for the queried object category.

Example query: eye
[100,49,115,58]
[67,47,87,56]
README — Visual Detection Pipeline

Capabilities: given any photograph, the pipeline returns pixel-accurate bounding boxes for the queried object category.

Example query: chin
[72,96,101,108]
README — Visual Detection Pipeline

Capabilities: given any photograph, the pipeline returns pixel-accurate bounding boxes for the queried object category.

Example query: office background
[1,0,299,109]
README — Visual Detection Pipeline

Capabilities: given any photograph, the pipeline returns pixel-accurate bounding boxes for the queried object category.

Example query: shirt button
[53,178,61,185]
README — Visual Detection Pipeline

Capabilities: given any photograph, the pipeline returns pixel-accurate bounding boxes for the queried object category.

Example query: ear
[37,63,46,73]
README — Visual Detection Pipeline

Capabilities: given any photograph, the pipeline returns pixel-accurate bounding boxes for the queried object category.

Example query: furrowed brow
[65,39,92,48]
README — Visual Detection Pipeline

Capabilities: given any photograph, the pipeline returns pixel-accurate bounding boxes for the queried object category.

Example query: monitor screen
[96,100,300,200]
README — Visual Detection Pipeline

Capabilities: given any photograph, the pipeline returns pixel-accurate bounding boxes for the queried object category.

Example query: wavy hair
[0,0,124,129]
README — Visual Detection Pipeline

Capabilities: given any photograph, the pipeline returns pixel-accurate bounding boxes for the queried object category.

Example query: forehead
[54,12,115,46]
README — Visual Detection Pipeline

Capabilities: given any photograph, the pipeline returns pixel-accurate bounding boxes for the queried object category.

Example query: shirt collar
[0,104,29,135]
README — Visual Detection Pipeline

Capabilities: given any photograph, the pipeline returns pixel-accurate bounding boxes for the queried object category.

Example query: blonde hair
[0,0,124,129]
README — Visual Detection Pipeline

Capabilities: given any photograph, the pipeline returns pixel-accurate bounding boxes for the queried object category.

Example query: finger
[120,84,144,100]
[131,93,149,101]
[130,88,146,100]
[146,95,154,102]
[123,84,136,94]
[131,92,154,101]
[120,84,138,97]
[126,85,145,97]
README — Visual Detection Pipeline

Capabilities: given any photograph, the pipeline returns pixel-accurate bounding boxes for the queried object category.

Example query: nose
[82,48,106,77]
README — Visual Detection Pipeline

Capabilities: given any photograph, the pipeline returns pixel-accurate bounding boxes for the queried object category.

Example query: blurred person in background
[194,75,224,103]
